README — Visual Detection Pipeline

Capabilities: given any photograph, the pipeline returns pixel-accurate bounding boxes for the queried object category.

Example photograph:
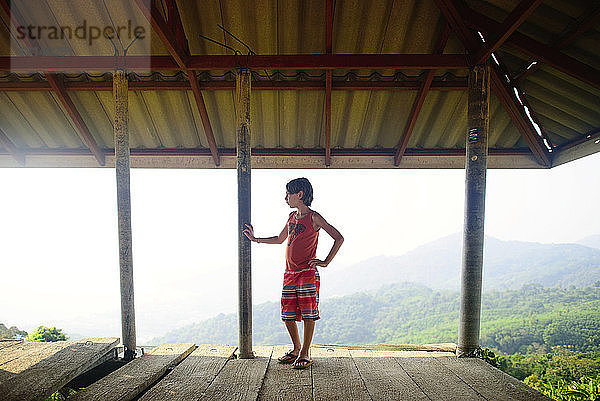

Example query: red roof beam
[0,80,468,92]
[0,0,105,166]
[0,0,41,56]
[394,23,451,166]
[326,0,333,54]
[515,5,600,82]
[188,70,220,166]
[46,74,106,166]
[134,0,188,69]
[325,70,332,166]
[434,0,551,167]
[0,54,468,72]
[490,67,551,167]
[474,0,543,65]
[6,147,534,157]
[465,8,600,91]
[434,0,479,55]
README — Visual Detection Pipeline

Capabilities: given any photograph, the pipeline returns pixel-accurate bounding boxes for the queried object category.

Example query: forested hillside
[151,282,600,355]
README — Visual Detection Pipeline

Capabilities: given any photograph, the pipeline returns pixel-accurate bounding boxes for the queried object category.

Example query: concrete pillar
[114,69,136,360]
[236,68,253,358]
[457,63,490,357]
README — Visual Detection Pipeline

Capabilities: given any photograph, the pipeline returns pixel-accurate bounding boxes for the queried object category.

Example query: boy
[242,177,344,369]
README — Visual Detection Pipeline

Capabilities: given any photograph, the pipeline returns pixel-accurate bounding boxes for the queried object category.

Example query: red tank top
[285,210,319,271]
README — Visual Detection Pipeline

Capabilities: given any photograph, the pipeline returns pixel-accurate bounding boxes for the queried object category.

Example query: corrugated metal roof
[0,0,598,168]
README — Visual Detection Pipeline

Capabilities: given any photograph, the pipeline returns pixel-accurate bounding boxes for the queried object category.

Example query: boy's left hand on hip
[308,259,328,268]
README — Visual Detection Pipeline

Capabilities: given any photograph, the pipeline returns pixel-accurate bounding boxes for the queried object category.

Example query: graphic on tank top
[285,211,319,271]
[287,220,306,246]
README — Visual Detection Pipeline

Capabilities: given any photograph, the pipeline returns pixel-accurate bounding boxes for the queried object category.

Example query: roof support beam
[133,0,188,69]
[113,69,137,360]
[1,0,105,166]
[0,127,25,165]
[326,0,333,54]
[0,80,468,92]
[0,0,40,56]
[236,69,253,359]
[433,0,479,55]
[515,5,600,81]
[188,70,220,166]
[474,0,543,65]
[434,0,551,167]
[1,147,535,157]
[46,74,106,166]
[394,23,451,166]
[0,54,468,72]
[458,62,490,357]
[490,68,550,166]
[465,8,600,91]
[324,0,333,166]
[135,0,219,166]
[325,70,332,166]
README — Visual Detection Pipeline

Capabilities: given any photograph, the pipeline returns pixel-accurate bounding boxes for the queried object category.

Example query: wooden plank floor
[133,344,551,400]
[69,343,195,401]
[0,340,551,400]
[0,337,119,401]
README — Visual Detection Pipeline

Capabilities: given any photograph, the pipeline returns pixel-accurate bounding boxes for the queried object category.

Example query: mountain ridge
[150,235,600,345]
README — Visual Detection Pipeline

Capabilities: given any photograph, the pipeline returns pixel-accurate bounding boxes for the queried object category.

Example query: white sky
[1,152,599,343]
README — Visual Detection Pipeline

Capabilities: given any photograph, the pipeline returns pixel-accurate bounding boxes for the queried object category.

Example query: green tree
[25,326,68,342]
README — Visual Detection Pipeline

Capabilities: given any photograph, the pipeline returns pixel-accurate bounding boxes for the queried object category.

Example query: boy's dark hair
[286,178,313,206]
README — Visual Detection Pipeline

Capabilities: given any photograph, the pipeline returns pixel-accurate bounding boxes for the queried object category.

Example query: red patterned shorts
[281,267,320,321]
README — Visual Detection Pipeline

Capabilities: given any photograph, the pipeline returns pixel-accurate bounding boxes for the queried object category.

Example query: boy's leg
[281,271,302,355]
[299,319,315,359]
[284,320,302,354]
[295,269,319,367]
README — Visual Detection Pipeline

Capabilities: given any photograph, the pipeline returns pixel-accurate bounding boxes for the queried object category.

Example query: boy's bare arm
[308,212,344,268]
[243,223,288,244]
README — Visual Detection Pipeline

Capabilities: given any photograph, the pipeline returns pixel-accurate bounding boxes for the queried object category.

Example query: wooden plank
[437,356,551,401]
[0,340,22,350]
[311,347,371,401]
[68,343,195,401]
[350,349,455,358]
[0,337,119,401]
[139,344,237,401]
[313,343,457,352]
[0,341,73,381]
[350,349,429,400]
[0,342,46,365]
[396,356,486,400]
[194,346,272,401]
[258,345,313,401]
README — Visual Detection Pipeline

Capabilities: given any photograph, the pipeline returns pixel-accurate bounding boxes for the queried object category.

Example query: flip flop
[278,351,299,364]
[292,357,313,369]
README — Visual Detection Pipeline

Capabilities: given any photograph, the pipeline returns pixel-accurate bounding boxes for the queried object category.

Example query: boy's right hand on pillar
[243,223,256,242]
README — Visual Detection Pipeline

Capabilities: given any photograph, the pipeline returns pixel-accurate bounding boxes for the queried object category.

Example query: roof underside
[0,0,598,169]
